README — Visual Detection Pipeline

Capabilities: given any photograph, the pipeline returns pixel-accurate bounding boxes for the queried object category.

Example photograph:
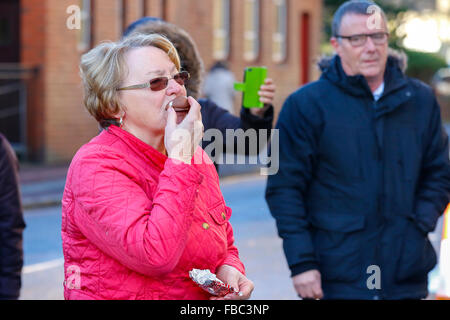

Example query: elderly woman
[61,33,253,300]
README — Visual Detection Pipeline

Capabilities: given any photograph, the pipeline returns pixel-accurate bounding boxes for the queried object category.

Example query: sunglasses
[117,71,190,91]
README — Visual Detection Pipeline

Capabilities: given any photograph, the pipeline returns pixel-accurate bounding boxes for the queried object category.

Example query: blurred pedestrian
[203,61,236,114]
[265,0,450,300]
[123,18,275,170]
[0,133,25,300]
[62,33,254,300]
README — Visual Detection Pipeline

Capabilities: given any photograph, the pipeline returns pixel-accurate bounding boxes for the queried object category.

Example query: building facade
[0,0,322,163]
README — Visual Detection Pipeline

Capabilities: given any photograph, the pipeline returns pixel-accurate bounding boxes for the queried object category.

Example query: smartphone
[234,66,267,108]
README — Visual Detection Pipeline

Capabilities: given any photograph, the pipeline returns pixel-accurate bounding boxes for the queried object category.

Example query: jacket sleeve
[413,96,450,234]
[239,105,274,132]
[0,136,25,299]
[70,151,203,277]
[200,98,274,156]
[200,98,241,134]
[265,93,322,277]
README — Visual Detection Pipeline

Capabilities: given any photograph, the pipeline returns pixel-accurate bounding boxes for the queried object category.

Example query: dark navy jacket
[0,134,25,300]
[199,98,273,161]
[265,55,450,299]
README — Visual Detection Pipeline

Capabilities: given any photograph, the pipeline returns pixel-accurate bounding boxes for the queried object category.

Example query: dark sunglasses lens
[174,72,189,86]
[150,77,168,91]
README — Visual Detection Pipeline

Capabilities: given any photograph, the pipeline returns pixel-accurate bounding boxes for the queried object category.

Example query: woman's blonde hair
[80,33,180,127]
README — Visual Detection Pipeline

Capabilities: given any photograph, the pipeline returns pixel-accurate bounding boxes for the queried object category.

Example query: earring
[118,114,124,128]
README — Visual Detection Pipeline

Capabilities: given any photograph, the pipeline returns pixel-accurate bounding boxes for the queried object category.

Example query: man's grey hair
[332,0,388,37]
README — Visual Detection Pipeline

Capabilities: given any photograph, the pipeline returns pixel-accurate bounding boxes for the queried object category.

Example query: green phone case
[234,66,267,108]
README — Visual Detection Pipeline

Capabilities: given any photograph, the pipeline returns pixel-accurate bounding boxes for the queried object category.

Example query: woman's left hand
[210,265,254,300]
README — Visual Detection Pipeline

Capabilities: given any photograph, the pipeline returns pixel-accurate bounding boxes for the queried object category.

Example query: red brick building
[0,0,322,163]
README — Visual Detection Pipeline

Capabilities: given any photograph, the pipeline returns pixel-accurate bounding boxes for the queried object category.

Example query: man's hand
[292,269,324,300]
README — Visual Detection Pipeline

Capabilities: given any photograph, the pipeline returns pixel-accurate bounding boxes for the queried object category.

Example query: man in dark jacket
[265,0,450,300]
[0,134,25,299]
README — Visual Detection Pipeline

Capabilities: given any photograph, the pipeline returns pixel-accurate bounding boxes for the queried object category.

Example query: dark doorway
[0,0,20,63]
[0,0,24,156]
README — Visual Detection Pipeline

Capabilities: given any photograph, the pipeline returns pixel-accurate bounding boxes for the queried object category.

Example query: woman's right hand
[165,96,204,164]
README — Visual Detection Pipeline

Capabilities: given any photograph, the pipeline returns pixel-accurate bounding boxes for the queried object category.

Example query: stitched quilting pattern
[61,127,244,300]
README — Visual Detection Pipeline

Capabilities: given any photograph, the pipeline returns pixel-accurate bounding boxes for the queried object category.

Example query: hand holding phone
[234,67,267,108]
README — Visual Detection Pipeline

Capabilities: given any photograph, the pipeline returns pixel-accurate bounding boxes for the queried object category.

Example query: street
[19,174,298,300]
[19,171,445,300]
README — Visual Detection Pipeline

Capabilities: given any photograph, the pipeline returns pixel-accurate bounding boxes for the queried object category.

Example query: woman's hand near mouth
[165,96,203,164]
[166,96,191,124]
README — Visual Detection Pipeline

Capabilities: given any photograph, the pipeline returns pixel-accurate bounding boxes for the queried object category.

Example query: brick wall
[44,0,98,162]
[21,0,322,163]
[21,0,46,160]
[93,0,122,44]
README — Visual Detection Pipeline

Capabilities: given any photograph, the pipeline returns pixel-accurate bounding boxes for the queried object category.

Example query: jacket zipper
[372,100,385,299]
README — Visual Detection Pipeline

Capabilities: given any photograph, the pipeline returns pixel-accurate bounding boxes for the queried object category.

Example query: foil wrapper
[189,269,239,297]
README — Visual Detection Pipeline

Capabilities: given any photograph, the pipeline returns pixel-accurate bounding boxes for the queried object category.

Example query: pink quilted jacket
[61,125,245,300]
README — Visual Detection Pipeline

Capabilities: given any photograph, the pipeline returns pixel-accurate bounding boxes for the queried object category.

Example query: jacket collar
[319,53,413,117]
[375,58,413,117]
[319,54,409,100]
[106,125,167,171]
[320,55,371,97]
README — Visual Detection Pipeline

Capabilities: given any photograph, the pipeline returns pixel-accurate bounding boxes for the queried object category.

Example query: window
[244,0,260,61]
[78,0,92,52]
[272,0,287,62]
[139,0,146,18]
[213,0,231,60]
[161,0,169,20]
[118,0,125,36]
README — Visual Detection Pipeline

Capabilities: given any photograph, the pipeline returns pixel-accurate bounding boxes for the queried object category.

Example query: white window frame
[244,0,260,61]
[213,0,231,60]
[272,0,287,63]
[77,0,91,52]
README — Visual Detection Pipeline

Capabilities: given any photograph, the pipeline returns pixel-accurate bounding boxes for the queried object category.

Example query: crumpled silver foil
[189,268,239,297]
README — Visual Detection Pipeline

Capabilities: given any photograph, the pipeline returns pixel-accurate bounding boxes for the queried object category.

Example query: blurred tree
[403,49,447,83]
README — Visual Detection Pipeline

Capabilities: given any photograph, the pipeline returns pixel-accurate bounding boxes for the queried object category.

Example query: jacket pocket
[208,202,230,225]
[310,213,365,282]
[395,219,437,283]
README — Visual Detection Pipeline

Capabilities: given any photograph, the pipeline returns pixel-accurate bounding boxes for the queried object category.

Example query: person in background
[203,61,237,114]
[123,18,275,171]
[265,0,450,300]
[62,33,253,300]
[0,133,25,300]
